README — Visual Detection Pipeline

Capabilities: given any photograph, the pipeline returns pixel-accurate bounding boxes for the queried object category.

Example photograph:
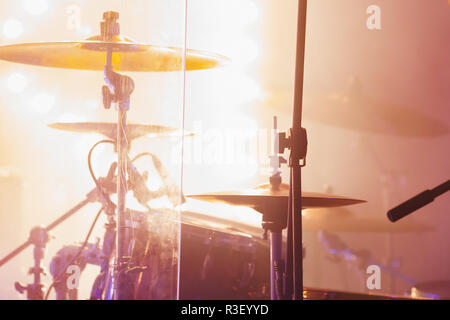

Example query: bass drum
[132,200,270,300]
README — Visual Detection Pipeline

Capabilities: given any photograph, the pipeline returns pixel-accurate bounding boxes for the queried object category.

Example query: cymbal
[48,122,193,141]
[0,35,228,72]
[187,183,366,212]
[303,91,449,137]
[181,197,430,234]
[264,83,448,137]
[302,207,434,233]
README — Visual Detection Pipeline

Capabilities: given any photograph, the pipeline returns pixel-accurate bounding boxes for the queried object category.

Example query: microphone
[387,179,450,222]
[127,161,153,206]
[150,154,186,205]
[127,154,186,208]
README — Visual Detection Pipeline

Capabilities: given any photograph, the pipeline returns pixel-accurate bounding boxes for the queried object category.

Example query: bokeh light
[30,92,56,114]
[6,73,28,93]
[2,19,24,39]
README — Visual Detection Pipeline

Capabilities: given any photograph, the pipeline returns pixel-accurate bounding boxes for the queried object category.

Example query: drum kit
[0,10,448,301]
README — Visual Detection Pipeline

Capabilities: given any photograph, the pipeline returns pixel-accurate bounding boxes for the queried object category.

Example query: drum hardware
[319,231,417,288]
[186,113,365,300]
[13,226,50,300]
[0,8,225,299]
[0,160,119,300]
[262,115,286,300]
[49,242,102,300]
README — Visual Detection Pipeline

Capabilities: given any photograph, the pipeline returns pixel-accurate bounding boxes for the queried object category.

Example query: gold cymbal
[48,122,193,141]
[187,183,366,211]
[0,35,228,72]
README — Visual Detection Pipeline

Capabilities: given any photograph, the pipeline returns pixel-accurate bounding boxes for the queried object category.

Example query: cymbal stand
[14,227,49,300]
[0,163,117,299]
[263,116,288,300]
[261,191,287,300]
[99,11,135,300]
[278,0,308,300]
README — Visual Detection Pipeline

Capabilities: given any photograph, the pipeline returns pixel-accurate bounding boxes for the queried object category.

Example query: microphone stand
[279,0,308,300]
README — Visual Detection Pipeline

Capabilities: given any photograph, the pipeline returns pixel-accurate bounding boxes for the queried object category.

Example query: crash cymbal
[48,122,193,141]
[302,207,434,233]
[0,35,228,72]
[187,183,365,212]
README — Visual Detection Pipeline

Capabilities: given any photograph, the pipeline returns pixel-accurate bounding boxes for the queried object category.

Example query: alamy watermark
[367,5,381,30]
[366,265,381,290]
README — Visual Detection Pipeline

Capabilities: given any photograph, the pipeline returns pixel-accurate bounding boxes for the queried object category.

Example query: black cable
[88,140,116,209]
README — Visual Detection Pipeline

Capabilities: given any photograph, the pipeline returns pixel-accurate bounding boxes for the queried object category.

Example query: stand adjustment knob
[102,85,113,109]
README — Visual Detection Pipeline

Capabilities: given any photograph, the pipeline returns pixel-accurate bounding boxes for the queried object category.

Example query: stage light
[7,73,28,93]
[30,93,56,114]
[2,19,24,39]
[23,0,48,16]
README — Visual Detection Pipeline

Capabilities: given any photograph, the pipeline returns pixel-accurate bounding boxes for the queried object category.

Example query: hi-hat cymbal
[187,183,365,212]
[0,35,228,72]
[48,122,193,141]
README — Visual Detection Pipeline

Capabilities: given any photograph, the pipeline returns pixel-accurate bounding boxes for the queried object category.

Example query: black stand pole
[281,0,308,300]
[387,179,450,222]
